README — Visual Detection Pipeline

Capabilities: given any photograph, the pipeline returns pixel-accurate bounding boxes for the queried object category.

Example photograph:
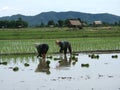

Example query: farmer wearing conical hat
[56,40,72,56]
[35,43,49,59]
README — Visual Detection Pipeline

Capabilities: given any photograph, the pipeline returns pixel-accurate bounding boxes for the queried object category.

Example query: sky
[0,0,120,17]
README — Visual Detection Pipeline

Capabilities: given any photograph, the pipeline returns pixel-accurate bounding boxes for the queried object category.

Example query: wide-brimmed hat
[56,40,60,44]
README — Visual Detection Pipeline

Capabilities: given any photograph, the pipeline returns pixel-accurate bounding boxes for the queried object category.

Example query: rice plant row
[0,37,120,54]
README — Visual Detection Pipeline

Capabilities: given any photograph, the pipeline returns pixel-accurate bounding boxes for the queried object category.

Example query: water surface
[0,53,120,90]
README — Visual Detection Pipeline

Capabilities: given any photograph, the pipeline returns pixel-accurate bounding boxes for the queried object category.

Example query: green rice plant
[111,55,118,58]
[0,27,120,40]
[0,61,7,65]
[81,63,89,68]
[0,37,120,54]
[24,63,30,67]
[13,66,19,72]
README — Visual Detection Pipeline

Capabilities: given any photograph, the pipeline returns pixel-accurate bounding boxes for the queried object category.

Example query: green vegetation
[0,27,120,40]
[0,18,28,28]
[13,66,19,71]
[111,55,118,58]
[88,54,99,59]
[0,61,7,65]
[0,26,120,54]
[24,63,30,67]
[81,63,89,68]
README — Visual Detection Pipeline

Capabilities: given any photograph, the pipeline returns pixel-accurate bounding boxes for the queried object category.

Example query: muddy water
[0,53,120,90]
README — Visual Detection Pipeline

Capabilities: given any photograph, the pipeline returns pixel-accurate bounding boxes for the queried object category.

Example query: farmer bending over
[35,43,49,59]
[56,40,72,56]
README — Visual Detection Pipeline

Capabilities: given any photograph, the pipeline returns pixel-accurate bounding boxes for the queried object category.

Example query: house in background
[69,20,82,29]
[93,21,102,26]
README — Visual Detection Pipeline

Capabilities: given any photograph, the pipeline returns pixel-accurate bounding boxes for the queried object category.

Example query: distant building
[93,21,102,26]
[69,20,82,29]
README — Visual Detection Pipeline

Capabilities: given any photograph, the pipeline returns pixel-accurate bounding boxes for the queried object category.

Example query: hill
[0,11,120,26]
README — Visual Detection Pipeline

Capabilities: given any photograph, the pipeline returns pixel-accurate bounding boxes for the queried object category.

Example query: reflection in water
[35,58,50,75]
[0,55,35,64]
[59,55,71,67]
[56,54,79,70]
[56,55,77,70]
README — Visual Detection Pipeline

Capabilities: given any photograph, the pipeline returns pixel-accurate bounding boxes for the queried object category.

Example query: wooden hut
[69,20,82,29]
[93,21,102,26]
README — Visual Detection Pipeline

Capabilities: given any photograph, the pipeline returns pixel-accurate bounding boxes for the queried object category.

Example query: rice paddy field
[0,37,120,54]
[0,26,120,90]
[0,53,120,90]
[0,26,120,54]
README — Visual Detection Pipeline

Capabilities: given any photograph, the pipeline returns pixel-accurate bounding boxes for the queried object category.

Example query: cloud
[0,6,19,16]
[0,6,10,11]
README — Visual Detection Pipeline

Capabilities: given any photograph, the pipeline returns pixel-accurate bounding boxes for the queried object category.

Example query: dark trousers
[64,45,72,55]
[36,44,49,57]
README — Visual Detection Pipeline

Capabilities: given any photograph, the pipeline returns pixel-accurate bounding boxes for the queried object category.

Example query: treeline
[36,19,120,28]
[0,18,28,28]
[0,17,120,28]
[36,18,85,27]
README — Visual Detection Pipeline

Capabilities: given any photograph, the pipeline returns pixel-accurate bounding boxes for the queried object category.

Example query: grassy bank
[0,26,120,40]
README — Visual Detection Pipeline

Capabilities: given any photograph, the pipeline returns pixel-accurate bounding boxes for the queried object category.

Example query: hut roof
[69,20,81,26]
[94,21,102,25]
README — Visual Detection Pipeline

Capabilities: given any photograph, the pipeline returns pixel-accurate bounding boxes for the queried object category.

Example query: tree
[0,18,28,29]
[102,22,110,26]
[0,21,5,28]
[9,20,16,28]
[15,17,23,28]
[58,20,64,27]
[64,19,70,27]
[114,22,118,26]
[118,20,120,26]
[0,20,9,28]
[15,17,28,28]
[77,18,82,22]
[47,20,55,26]
[40,22,45,27]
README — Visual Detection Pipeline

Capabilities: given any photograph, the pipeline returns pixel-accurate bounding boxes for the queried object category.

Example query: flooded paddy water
[0,53,120,90]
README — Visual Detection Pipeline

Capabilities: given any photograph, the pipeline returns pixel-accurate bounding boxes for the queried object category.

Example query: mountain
[0,11,120,26]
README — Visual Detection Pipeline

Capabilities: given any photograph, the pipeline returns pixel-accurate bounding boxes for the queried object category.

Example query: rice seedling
[24,63,30,67]
[81,63,90,68]
[47,56,53,59]
[46,60,51,68]
[72,53,79,56]
[0,37,120,54]
[13,66,19,72]
[72,61,76,65]
[0,27,120,54]
[54,57,61,60]
[88,54,99,59]
[71,55,78,61]
[112,55,118,58]
[0,61,7,65]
